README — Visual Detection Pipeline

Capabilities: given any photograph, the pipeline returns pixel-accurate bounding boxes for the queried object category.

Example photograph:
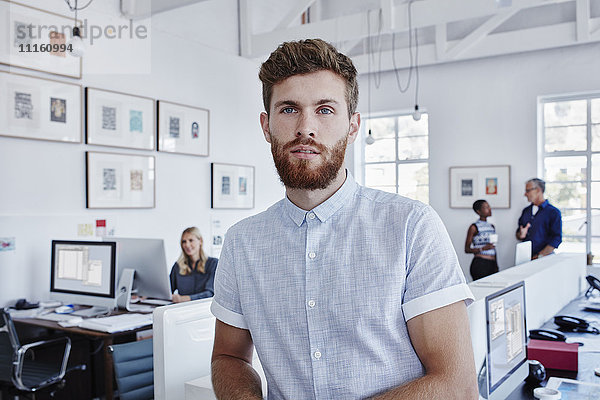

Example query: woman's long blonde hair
[177,227,207,275]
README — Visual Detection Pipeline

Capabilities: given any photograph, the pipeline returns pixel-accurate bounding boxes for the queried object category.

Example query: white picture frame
[0,0,82,78]
[86,151,155,209]
[85,87,155,150]
[0,70,82,143]
[211,163,255,209]
[449,165,511,208]
[157,100,209,156]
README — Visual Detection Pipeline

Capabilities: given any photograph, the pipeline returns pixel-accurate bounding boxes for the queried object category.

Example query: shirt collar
[531,199,549,209]
[283,171,358,226]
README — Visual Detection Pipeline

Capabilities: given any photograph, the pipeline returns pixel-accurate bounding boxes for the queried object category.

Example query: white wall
[0,0,284,306]
[357,42,600,280]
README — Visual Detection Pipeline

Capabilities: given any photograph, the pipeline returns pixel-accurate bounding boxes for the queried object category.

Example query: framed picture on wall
[86,88,155,150]
[211,163,255,209]
[157,100,209,156]
[0,70,82,143]
[86,151,155,209]
[0,0,82,78]
[449,165,511,208]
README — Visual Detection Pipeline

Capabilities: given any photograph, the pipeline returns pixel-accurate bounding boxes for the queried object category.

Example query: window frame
[539,93,600,261]
[361,111,430,202]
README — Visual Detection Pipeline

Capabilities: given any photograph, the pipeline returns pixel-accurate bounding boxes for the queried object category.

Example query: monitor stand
[72,306,110,317]
[117,268,154,313]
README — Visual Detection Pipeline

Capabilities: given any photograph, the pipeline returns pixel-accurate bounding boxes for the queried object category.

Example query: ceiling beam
[238,0,251,57]
[246,0,576,59]
[445,8,519,59]
[351,17,600,74]
[435,24,447,61]
[275,0,317,30]
[576,0,590,41]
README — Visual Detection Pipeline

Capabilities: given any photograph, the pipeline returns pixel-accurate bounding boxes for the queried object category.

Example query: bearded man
[210,39,478,400]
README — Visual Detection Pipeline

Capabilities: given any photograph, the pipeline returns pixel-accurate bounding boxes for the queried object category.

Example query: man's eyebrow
[315,98,339,106]
[273,100,299,109]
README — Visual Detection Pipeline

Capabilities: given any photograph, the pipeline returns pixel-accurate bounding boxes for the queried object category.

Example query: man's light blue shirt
[212,174,473,399]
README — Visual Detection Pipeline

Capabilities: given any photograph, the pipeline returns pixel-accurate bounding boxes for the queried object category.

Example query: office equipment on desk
[515,241,532,266]
[585,275,600,297]
[36,312,81,323]
[78,313,152,333]
[554,315,600,334]
[546,377,600,396]
[528,339,579,371]
[0,309,72,395]
[140,298,172,306]
[154,299,268,400]
[480,281,529,400]
[105,237,172,301]
[50,240,117,317]
[116,268,154,313]
[109,339,154,400]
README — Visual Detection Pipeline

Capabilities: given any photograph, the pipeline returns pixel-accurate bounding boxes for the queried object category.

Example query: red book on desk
[527,339,578,371]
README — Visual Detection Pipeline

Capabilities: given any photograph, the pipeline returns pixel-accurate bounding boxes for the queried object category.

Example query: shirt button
[308,300,316,308]
[308,252,316,259]
[314,350,321,359]
[308,212,316,220]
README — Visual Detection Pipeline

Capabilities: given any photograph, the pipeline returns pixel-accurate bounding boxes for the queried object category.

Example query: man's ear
[346,112,361,145]
[260,112,272,143]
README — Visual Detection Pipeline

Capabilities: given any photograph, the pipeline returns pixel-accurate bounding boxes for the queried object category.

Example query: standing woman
[170,227,218,302]
[465,200,498,281]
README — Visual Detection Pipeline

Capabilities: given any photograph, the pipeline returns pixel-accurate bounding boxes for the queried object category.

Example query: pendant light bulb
[412,105,421,121]
[365,129,375,145]
[68,26,85,57]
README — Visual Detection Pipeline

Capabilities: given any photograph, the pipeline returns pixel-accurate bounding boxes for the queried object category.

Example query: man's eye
[282,107,295,114]
[318,108,333,114]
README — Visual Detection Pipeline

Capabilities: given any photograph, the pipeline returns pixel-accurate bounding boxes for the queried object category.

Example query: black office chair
[0,308,71,397]
[109,338,154,400]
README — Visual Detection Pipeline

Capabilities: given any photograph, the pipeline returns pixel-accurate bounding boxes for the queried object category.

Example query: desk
[506,295,600,399]
[13,312,152,400]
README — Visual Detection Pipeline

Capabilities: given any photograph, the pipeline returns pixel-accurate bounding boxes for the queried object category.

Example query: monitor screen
[485,281,528,399]
[50,240,116,299]
[107,237,171,300]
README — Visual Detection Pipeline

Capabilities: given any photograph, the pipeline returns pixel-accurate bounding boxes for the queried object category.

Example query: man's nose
[296,112,316,138]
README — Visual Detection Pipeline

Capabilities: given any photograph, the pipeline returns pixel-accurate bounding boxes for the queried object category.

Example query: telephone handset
[554,315,600,334]
[529,329,567,342]
[586,275,600,297]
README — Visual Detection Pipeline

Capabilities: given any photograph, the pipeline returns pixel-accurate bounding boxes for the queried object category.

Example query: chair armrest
[13,336,71,391]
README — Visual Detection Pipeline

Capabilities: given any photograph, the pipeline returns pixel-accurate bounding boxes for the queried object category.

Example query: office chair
[0,308,71,397]
[109,338,154,400]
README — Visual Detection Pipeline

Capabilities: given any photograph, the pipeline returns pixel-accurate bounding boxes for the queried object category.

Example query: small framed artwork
[86,151,155,209]
[0,0,82,78]
[0,70,82,143]
[157,100,209,156]
[211,163,255,209]
[86,88,155,150]
[449,165,510,208]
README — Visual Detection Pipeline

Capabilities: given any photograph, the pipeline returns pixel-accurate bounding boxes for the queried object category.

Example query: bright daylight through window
[541,96,600,263]
[362,113,429,203]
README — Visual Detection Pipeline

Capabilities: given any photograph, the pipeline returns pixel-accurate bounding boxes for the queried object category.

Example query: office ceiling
[125,0,600,72]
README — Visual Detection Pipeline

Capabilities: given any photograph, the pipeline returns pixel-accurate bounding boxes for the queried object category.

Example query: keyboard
[37,313,78,322]
[140,298,172,306]
[78,313,152,333]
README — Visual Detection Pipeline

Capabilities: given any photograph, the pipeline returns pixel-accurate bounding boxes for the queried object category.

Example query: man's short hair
[527,178,546,193]
[473,199,487,213]
[258,38,358,117]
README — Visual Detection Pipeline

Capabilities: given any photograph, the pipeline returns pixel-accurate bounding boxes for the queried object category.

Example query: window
[362,113,429,203]
[541,95,600,262]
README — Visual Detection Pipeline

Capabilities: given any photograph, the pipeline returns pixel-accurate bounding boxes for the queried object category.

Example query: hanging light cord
[391,0,416,93]
[367,9,383,90]
[65,0,94,26]
[413,12,420,107]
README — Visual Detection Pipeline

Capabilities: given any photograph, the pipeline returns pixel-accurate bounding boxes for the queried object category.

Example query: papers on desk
[546,377,600,398]
[78,313,152,333]
[7,308,42,319]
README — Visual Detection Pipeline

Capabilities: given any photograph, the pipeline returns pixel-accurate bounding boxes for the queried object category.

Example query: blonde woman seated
[169,227,218,303]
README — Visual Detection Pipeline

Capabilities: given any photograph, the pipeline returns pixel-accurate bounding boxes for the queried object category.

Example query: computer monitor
[107,237,171,300]
[484,281,528,400]
[515,241,532,266]
[50,240,117,314]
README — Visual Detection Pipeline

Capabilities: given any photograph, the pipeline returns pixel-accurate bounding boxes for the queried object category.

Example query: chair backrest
[109,338,153,400]
[0,309,20,384]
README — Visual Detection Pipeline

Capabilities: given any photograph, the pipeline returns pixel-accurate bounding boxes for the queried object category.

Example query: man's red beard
[270,135,348,190]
